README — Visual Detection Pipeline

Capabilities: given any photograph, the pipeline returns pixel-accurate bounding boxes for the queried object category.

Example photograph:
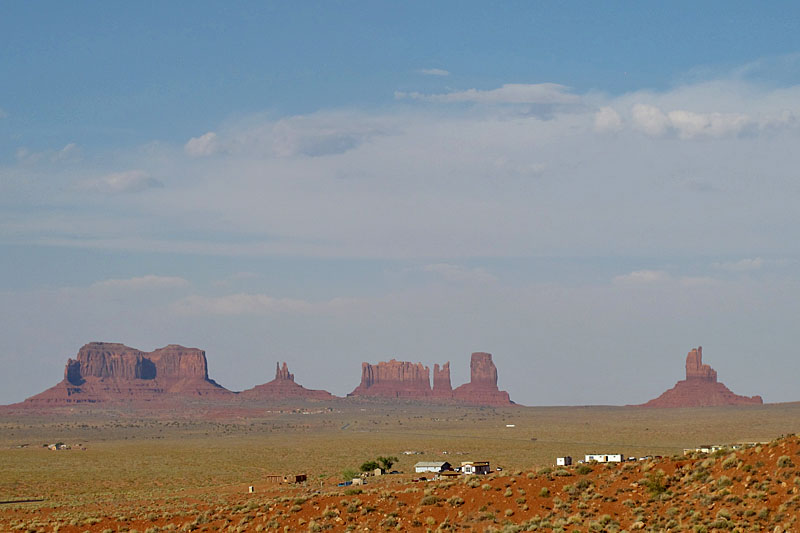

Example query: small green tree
[360,460,380,472]
[377,455,399,472]
[342,469,358,481]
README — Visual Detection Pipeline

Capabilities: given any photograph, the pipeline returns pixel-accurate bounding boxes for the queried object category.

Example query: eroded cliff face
[685,347,717,382]
[26,342,230,405]
[348,353,514,406]
[19,343,516,408]
[452,352,513,406]
[349,359,432,398]
[432,362,453,397]
[238,362,335,401]
[641,347,762,408]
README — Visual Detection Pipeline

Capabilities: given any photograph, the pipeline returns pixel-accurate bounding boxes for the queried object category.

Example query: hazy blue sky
[2,2,799,405]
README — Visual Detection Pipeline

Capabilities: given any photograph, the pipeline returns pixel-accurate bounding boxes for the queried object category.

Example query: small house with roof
[414,461,451,473]
[461,461,491,475]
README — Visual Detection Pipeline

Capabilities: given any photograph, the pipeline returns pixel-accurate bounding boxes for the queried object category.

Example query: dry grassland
[1,401,799,531]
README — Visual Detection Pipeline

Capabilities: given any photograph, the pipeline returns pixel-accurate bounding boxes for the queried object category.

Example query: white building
[461,461,491,475]
[556,456,572,466]
[414,461,451,473]
[585,454,623,463]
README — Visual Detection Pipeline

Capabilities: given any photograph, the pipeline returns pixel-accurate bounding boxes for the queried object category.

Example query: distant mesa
[348,352,514,406]
[349,359,433,399]
[24,342,231,405]
[640,346,763,408]
[16,342,515,408]
[238,362,336,401]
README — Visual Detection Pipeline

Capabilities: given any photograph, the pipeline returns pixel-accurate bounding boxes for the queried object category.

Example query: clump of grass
[446,496,464,507]
[420,495,440,506]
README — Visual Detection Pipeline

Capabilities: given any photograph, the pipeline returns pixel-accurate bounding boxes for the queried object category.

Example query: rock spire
[641,346,763,408]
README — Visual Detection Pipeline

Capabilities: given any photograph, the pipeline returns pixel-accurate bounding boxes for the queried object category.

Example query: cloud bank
[4,75,800,262]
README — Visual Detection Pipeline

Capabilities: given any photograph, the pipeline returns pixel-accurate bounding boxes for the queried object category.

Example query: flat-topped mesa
[685,346,717,382]
[348,359,432,399]
[25,342,230,405]
[432,362,453,397]
[452,352,514,406]
[641,346,763,408]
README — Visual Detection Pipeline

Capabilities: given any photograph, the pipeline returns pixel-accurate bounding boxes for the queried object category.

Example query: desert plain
[2,401,800,532]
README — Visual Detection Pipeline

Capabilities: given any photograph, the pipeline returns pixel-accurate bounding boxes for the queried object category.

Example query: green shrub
[644,470,667,496]
[420,495,440,506]
[446,496,464,507]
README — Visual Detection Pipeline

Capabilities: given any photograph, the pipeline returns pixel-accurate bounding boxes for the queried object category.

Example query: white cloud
[612,270,720,288]
[184,132,219,157]
[92,275,190,290]
[421,263,497,284]
[56,143,79,159]
[173,293,357,315]
[594,106,623,132]
[418,68,450,76]
[667,109,751,139]
[630,100,797,139]
[631,104,671,136]
[14,142,80,164]
[613,270,672,285]
[77,170,162,194]
[714,258,764,272]
[395,83,580,105]
[269,114,387,157]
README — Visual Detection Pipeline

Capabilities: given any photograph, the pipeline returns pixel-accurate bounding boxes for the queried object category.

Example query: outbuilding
[461,461,491,475]
[584,454,623,463]
[556,456,572,466]
[414,461,452,473]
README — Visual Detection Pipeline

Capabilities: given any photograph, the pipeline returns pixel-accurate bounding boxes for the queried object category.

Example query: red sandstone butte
[348,359,432,399]
[641,346,763,408]
[238,362,336,401]
[452,352,513,406]
[432,362,453,398]
[349,353,514,406]
[24,342,231,405]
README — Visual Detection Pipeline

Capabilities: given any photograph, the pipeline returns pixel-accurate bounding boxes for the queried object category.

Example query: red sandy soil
[4,436,800,532]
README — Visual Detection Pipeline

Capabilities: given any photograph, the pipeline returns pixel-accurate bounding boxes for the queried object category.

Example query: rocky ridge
[641,346,763,407]
[348,352,513,406]
[238,362,335,401]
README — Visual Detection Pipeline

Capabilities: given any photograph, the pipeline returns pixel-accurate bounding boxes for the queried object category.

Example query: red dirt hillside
[640,347,763,408]
[15,434,800,532]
